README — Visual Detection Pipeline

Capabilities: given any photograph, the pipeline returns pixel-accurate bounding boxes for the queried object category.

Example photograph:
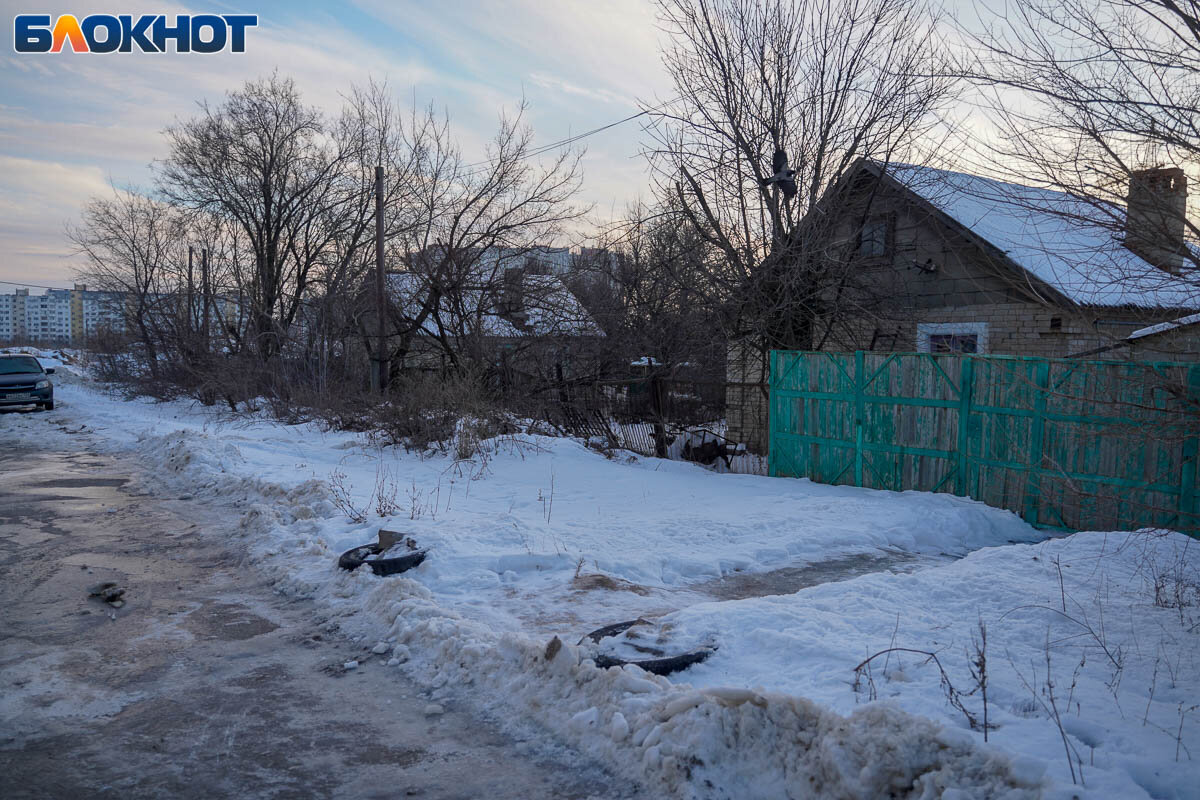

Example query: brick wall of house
[833,303,1172,359]
[725,339,769,453]
[1125,325,1200,361]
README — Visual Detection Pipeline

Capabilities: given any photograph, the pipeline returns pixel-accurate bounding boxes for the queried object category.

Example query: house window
[858,215,892,258]
[928,333,978,353]
[917,322,989,354]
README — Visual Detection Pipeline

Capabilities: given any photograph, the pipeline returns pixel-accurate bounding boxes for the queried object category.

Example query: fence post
[854,350,864,487]
[1180,364,1200,526]
[1023,360,1050,527]
[767,350,777,477]
[650,374,668,458]
[955,356,975,497]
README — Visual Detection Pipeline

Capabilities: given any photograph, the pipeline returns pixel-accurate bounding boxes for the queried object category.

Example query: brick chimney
[1125,167,1187,273]
[501,267,524,316]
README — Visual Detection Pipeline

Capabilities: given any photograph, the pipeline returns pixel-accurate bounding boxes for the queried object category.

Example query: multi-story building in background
[72,284,127,340]
[0,288,30,341]
[25,290,73,342]
[0,284,126,345]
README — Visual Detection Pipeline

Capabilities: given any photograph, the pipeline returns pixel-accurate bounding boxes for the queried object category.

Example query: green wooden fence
[768,351,1200,535]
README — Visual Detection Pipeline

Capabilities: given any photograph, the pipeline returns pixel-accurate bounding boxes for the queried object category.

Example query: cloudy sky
[0,0,674,288]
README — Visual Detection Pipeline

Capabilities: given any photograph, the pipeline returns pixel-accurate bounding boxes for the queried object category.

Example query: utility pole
[374,165,389,393]
[187,246,195,333]
[201,248,211,352]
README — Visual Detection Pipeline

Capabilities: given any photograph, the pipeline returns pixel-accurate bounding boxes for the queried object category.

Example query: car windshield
[0,356,43,375]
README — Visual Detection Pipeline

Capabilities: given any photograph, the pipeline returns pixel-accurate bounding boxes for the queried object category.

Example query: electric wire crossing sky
[13,14,258,53]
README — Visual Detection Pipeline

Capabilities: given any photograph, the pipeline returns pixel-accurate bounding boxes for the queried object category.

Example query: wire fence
[533,375,767,475]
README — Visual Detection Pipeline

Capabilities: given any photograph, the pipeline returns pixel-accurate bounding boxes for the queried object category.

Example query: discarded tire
[337,544,427,576]
[578,618,649,645]
[592,649,713,676]
[580,618,715,676]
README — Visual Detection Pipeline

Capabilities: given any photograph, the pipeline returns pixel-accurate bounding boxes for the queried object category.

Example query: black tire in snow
[580,618,716,676]
[337,544,427,576]
[591,649,714,676]
[577,619,649,645]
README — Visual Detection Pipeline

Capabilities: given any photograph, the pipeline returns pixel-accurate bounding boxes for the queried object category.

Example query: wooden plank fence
[768,351,1200,535]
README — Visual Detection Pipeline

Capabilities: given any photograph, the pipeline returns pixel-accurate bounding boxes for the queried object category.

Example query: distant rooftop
[387,271,602,338]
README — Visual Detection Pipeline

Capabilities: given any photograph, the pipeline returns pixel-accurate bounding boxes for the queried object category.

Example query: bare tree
[295,81,442,392]
[384,102,587,375]
[69,75,588,417]
[649,0,957,354]
[575,201,726,375]
[159,73,350,360]
[69,188,186,378]
[962,0,1200,321]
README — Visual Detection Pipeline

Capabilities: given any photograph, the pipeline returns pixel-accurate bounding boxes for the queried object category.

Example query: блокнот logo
[14,14,258,53]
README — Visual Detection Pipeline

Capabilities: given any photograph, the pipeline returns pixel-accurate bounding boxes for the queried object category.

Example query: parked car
[0,355,54,411]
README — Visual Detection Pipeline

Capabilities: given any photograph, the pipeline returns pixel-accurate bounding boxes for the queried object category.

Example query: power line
[458,98,675,176]
[0,279,75,291]
[2,101,679,295]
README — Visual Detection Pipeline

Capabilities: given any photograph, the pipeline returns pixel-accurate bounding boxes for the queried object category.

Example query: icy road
[0,438,636,799]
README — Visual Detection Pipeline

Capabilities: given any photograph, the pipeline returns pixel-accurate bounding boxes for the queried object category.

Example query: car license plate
[5,393,32,400]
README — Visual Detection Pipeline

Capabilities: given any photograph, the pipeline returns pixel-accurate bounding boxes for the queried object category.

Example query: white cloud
[0,0,671,283]
[0,156,111,285]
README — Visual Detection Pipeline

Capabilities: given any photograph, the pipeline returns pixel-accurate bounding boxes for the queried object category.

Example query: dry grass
[571,573,651,596]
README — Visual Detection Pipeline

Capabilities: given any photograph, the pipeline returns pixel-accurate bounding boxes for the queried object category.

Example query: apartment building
[0,284,126,345]
[73,285,127,340]
[0,288,29,341]
[25,290,72,342]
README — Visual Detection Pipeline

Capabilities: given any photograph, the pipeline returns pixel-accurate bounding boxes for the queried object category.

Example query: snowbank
[6,373,1195,797]
[664,531,1200,799]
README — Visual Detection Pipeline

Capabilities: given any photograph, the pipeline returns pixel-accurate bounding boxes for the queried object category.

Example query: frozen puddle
[694,550,956,601]
[543,549,959,652]
[578,550,958,670]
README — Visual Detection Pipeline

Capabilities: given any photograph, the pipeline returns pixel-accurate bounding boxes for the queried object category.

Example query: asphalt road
[0,425,634,799]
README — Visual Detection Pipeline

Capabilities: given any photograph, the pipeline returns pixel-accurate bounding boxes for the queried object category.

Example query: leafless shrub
[328,470,368,523]
[363,369,501,454]
[1001,603,1124,679]
[968,619,990,742]
[1146,541,1200,621]
[1009,634,1086,786]
[374,464,400,518]
[538,470,555,523]
[1175,703,1198,762]
[853,646,993,734]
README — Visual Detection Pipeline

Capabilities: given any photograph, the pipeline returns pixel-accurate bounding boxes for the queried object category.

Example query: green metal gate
[768,351,1200,534]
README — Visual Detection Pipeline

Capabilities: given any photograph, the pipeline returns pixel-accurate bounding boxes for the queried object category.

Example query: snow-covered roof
[1128,311,1200,340]
[874,162,1200,310]
[386,271,602,338]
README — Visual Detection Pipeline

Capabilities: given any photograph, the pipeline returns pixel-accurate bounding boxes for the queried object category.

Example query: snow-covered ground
[4,354,1198,799]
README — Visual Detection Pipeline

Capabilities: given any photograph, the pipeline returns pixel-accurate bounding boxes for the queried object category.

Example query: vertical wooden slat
[854,350,864,487]
[955,357,975,497]
[1023,360,1050,527]
[1180,365,1200,524]
[767,350,779,478]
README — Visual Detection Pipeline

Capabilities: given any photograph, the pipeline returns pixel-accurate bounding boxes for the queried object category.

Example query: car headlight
[35,380,50,389]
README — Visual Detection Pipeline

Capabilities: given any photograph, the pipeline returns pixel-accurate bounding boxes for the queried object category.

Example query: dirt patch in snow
[573,573,651,595]
[695,551,951,600]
